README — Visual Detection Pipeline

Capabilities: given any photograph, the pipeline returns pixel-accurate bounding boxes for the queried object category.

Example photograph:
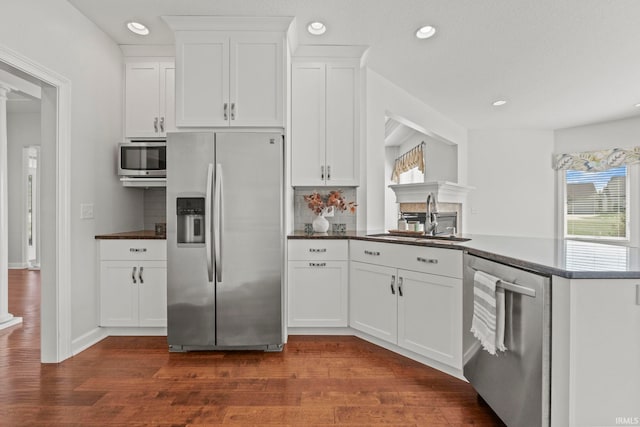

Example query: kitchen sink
[367,233,471,243]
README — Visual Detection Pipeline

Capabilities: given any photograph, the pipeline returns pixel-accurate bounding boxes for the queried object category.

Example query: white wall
[6,112,40,268]
[466,130,555,238]
[364,68,468,231]
[0,0,143,343]
[555,115,640,153]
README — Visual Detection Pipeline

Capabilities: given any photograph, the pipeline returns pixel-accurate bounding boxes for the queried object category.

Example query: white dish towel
[470,270,507,355]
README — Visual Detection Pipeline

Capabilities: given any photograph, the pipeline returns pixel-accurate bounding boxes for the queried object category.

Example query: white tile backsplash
[144,188,166,230]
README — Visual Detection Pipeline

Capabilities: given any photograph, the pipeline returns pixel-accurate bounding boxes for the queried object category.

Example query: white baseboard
[287,326,353,335]
[8,262,28,269]
[105,326,167,336]
[72,327,108,355]
[0,316,23,330]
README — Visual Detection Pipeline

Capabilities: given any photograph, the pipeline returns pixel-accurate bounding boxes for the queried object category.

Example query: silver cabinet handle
[159,117,165,133]
[231,103,236,120]
[364,250,381,256]
[309,248,327,253]
[390,275,396,295]
[398,277,404,297]
[321,165,325,180]
[130,248,147,253]
[132,266,137,284]
[153,117,158,132]
[309,262,326,267]
[636,285,640,305]
[327,165,331,180]
[417,257,438,264]
[138,266,144,284]
[223,103,228,120]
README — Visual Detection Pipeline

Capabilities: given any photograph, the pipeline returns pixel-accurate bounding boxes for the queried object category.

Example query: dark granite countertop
[288,231,640,279]
[95,230,166,240]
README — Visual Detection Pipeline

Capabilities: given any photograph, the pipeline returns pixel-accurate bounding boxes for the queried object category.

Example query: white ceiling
[67,0,640,131]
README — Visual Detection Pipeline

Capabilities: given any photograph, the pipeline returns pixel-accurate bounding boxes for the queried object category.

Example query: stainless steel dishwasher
[463,253,551,427]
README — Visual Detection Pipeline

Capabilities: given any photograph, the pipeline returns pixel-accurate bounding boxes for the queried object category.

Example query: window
[564,166,628,240]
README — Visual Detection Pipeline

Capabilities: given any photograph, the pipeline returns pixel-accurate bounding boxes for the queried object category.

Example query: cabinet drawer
[99,240,167,261]
[288,239,348,261]
[350,240,462,279]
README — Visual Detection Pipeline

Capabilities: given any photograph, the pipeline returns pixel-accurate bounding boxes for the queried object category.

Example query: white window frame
[556,164,639,247]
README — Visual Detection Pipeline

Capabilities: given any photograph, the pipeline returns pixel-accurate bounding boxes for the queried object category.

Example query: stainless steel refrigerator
[166,131,284,351]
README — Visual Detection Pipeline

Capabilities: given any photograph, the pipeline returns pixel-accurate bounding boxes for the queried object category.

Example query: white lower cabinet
[397,269,462,368]
[287,240,349,327]
[98,240,167,327]
[349,262,397,342]
[349,241,463,369]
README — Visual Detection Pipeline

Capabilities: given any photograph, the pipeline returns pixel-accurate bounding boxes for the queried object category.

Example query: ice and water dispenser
[176,197,205,244]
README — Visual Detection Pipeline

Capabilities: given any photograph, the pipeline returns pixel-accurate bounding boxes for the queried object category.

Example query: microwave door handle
[214,163,223,283]
[205,163,214,282]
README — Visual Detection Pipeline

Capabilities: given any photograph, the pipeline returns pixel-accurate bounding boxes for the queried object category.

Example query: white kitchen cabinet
[287,240,349,327]
[291,61,360,186]
[552,277,640,427]
[174,31,284,127]
[125,61,175,138]
[98,240,167,327]
[349,241,463,369]
[349,262,397,342]
[397,268,462,368]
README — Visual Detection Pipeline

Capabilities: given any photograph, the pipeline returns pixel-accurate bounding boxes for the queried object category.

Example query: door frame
[0,44,72,363]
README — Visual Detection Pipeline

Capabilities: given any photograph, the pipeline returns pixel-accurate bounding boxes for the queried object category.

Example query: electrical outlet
[80,203,94,219]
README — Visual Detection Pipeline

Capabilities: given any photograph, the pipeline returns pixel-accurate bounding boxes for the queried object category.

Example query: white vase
[312,214,330,233]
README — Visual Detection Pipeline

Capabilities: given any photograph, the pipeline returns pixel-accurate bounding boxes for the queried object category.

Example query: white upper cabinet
[125,61,175,138]
[291,60,361,186]
[168,18,287,128]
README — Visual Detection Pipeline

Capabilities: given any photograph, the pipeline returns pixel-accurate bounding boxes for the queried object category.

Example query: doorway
[0,45,72,363]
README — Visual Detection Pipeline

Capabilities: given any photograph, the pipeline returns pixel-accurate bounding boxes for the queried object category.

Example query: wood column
[0,84,23,329]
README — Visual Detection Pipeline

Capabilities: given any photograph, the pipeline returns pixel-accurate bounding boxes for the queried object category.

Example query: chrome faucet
[425,192,438,236]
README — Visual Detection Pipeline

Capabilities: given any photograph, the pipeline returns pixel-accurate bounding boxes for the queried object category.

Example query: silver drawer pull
[417,257,438,264]
[309,248,327,253]
[309,262,326,267]
[130,248,147,253]
[364,250,381,256]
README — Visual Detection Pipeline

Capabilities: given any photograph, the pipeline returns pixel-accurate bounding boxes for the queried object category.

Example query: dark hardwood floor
[1,269,504,426]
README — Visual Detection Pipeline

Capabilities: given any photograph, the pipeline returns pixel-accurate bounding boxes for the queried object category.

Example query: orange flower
[303,190,357,215]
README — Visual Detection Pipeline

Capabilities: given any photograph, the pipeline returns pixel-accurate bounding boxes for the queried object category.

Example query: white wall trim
[8,262,28,269]
[71,327,107,356]
[0,43,72,363]
[103,327,168,336]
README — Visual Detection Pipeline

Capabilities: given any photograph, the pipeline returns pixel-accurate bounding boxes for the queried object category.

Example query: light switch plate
[80,203,94,219]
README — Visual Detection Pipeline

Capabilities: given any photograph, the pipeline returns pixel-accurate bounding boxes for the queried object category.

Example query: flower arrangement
[304,190,357,215]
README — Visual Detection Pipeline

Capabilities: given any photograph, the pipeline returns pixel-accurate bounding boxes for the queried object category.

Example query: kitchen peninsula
[287,232,640,426]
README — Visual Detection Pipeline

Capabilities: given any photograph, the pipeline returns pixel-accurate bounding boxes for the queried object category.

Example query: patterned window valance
[552,146,640,171]
[391,142,425,183]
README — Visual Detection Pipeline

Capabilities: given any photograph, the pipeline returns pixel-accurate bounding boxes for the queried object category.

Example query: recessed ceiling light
[307,21,327,36]
[415,25,436,39]
[492,100,508,107]
[127,21,149,36]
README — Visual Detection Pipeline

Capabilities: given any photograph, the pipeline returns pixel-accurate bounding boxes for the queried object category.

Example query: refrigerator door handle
[205,163,214,282]
[214,163,223,283]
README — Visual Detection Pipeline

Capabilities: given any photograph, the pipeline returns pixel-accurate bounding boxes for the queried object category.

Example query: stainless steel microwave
[118,142,166,177]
